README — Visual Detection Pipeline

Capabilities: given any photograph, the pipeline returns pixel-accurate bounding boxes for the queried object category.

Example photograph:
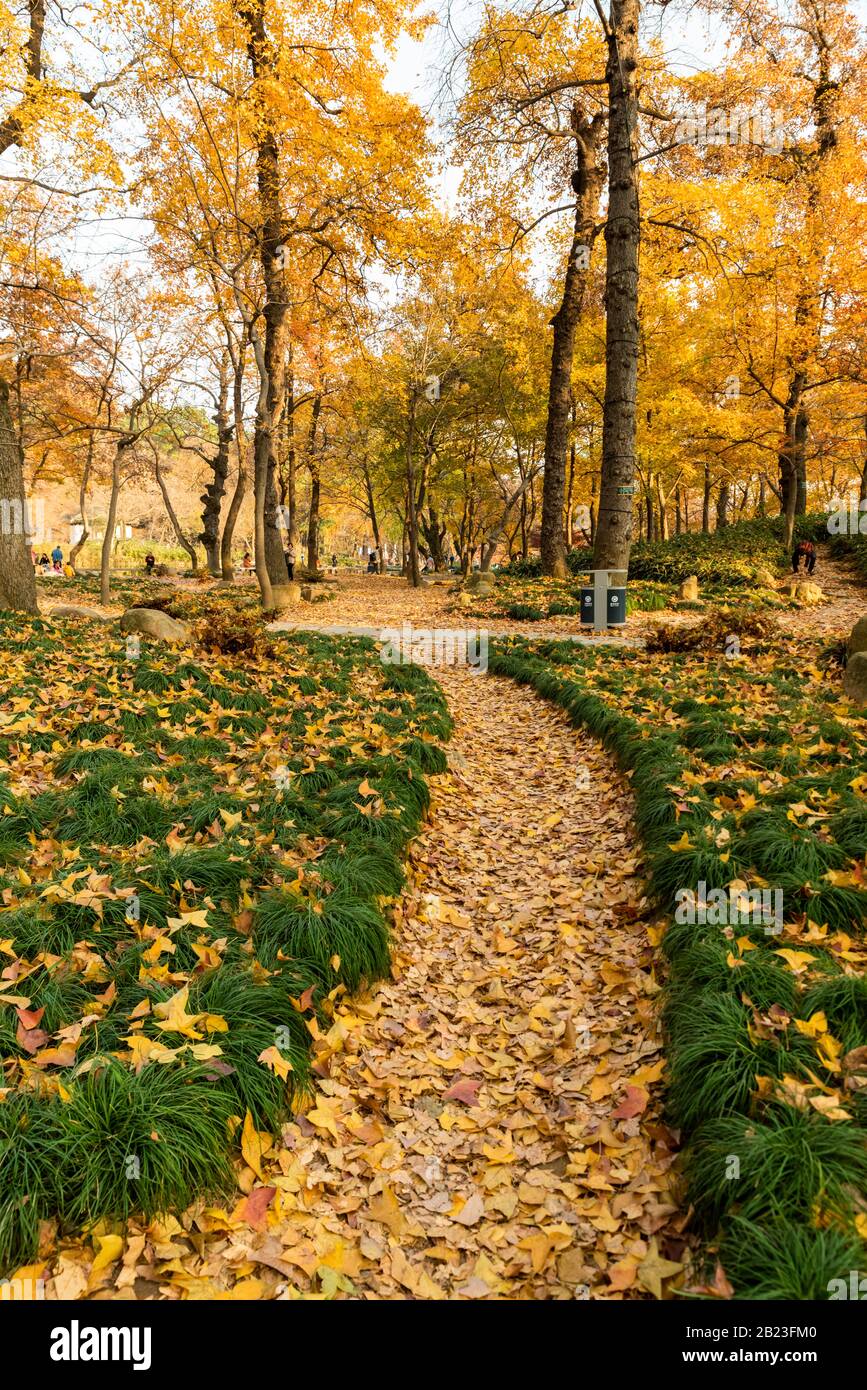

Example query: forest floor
[40,664,681,1301]
[26,543,867,1300]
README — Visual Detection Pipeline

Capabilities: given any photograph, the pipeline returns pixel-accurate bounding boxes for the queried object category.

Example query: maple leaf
[637,1238,684,1299]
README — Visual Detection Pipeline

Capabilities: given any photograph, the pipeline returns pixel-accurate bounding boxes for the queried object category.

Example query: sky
[381,0,758,211]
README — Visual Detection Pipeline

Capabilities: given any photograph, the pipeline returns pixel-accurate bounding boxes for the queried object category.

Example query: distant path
[775,544,865,639]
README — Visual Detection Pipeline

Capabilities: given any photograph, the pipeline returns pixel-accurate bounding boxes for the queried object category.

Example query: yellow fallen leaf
[241,1110,273,1179]
[91,1234,124,1275]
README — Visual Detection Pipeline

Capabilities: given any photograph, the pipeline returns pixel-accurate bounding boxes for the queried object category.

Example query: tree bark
[100,437,131,606]
[70,434,94,566]
[221,344,248,581]
[592,0,641,575]
[0,376,38,613]
[305,394,322,574]
[155,453,198,571]
[405,390,421,587]
[200,361,231,576]
[540,108,605,577]
[778,375,806,551]
[238,0,290,606]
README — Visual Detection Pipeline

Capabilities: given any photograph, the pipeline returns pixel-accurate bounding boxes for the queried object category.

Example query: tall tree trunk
[100,437,131,606]
[200,361,231,576]
[778,40,837,528]
[405,391,421,587]
[656,475,669,539]
[592,0,640,575]
[221,349,248,581]
[305,394,322,574]
[0,376,38,612]
[155,453,198,571]
[715,480,730,531]
[779,376,805,551]
[221,455,247,581]
[281,349,299,552]
[541,108,605,576]
[566,427,576,548]
[361,457,383,571]
[702,465,712,533]
[70,434,94,566]
[239,0,289,605]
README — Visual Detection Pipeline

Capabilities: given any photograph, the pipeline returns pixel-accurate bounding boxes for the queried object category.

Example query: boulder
[47,604,111,622]
[679,575,699,601]
[300,584,313,602]
[843,651,867,705]
[465,571,495,596]
[120,607,192,643]
[848,615,867,657]
[778,577,822,604]
[754,567,778,589]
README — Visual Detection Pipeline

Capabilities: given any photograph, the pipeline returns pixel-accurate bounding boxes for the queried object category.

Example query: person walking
[803,539,817,576]
[284,544,295,580]
[792,539,808,573]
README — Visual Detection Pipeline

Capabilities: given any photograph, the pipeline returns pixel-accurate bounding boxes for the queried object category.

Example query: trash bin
[606,587,626,625]
[580,588,595,624]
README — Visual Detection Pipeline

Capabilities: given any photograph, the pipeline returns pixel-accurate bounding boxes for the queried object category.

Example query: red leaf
[16,1005,45,1030]
[442,1079,481,1107]
[16,1022,49,1054]
[239,1186,277,1228]
[611,1085,649,1120]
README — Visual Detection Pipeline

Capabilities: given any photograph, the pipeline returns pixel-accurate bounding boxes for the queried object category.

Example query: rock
[778,577,822,604]
[679,575,699,601]
[120,607,192,643]
[843,651,867,704]
[848,615,867,657]
[272,582,301,607]
[465,571,495,596]
[300,584,313,601]
[754,567,778,589]
[47,604,111,622]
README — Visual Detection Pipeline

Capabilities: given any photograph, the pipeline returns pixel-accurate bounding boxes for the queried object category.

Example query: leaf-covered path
[219,667,679,1300]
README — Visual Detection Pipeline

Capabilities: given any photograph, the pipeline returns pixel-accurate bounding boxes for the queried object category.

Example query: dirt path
[161,667,678,1302]
[775,544,865,639]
